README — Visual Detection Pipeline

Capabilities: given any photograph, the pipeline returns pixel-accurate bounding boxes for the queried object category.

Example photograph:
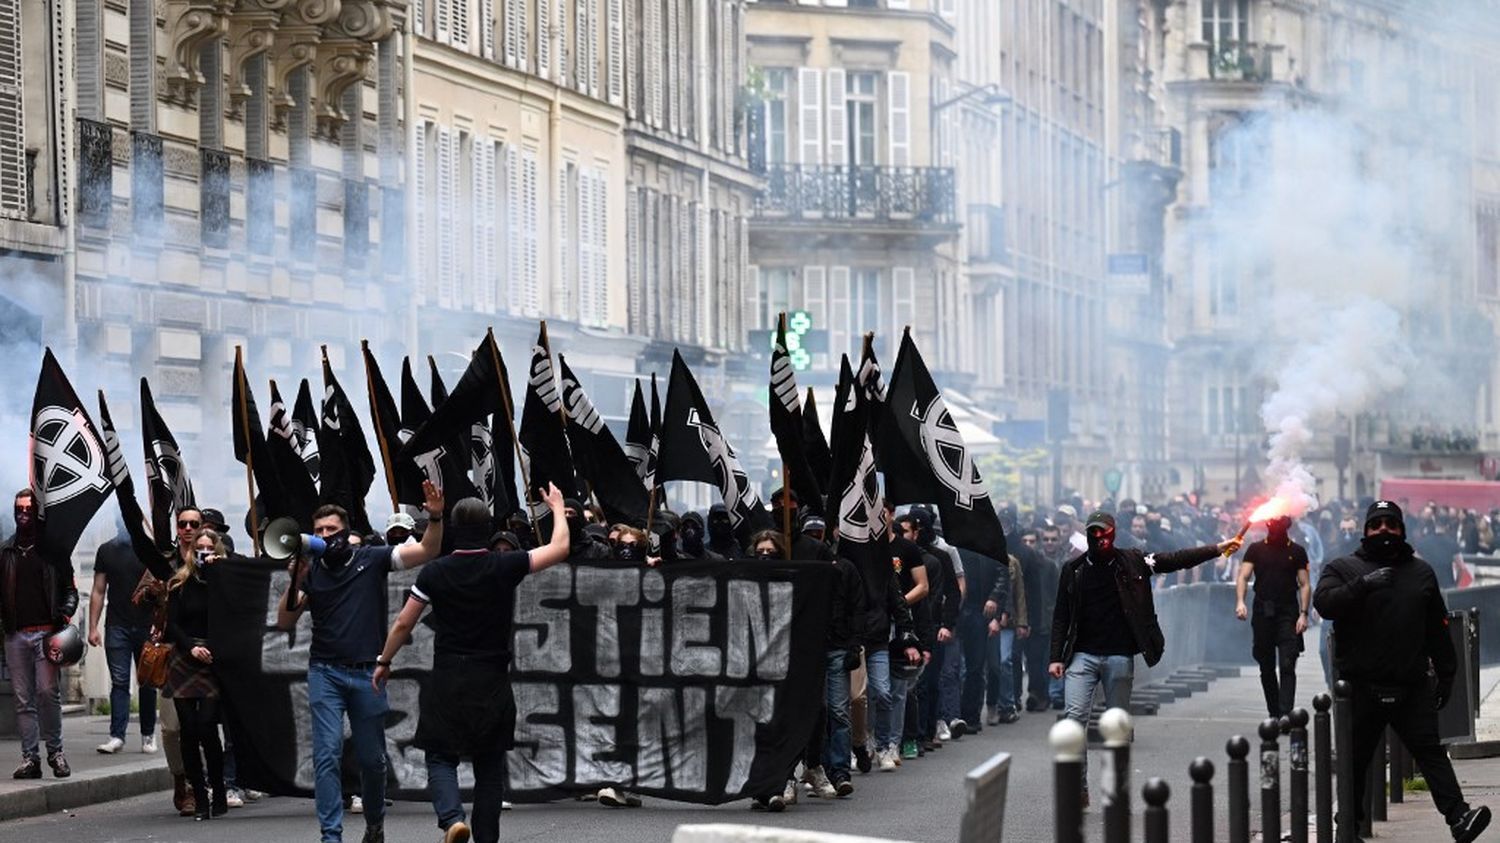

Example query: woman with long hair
[165,526,227,820]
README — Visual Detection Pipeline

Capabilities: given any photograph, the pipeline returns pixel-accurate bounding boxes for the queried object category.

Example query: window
[757,267,795,331]
[1201,0,1249,49]
[1480,209,1499,299]
[846,72,878,166]
[1203,380,1252,437]
[1209,116,1257,201]
[763,68,790,165]
[1207,248,1238,317]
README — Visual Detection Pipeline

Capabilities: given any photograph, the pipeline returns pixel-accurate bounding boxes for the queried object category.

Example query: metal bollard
[1143,777,1171,843]
[1288,708,1309,843]
[1388,728,1404,804]
[1334,680,1356,843]
[1051,718,1086,843]
[1314,693,1333,843]
[1189,757,1214,843]
[1367,729,1386,824]
[1227,735,1251,843]
[1100,708,1133,843]
[1260,718,1283,843]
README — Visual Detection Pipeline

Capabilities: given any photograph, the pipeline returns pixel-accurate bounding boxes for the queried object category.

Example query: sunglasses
[178,519,201,529]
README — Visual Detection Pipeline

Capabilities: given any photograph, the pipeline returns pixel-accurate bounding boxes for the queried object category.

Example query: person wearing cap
[385,512,418,547]
[1048,509,1242,805]
[1234,515,1311,718]
[1314,501,1491,842]
[200,508,234,553]
[1055,505,1087,554]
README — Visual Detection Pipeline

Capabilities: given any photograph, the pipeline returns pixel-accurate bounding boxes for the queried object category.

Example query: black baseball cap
[1085,510,1116,532]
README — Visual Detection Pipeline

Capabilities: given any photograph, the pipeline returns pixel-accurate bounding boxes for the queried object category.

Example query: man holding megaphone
[276,479,445,843]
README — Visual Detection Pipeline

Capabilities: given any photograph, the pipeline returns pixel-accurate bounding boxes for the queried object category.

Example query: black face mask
[614,543,642,562]
[754,549,777,560]
[1362,532,1404,558]
[708,518,732,543]
[566,514,586,538]
[13,500,36,540]
[681,525,704,556]
[1087,528,1115,557]
[322,530,354,568]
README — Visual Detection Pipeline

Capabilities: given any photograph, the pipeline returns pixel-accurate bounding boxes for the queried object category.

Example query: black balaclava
[655,511,681,564]
[614,540,643,563]
[563,498,587,543]
[707,504,733,546]
[906,507,936,547]
[1362,500,1409,561]
[680,512,706,557]
[1267,516,1292,543]
[321,528,354,568]
[14,491,37,544]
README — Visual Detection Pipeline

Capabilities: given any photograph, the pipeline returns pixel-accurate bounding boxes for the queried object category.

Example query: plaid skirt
[165,645,219,699]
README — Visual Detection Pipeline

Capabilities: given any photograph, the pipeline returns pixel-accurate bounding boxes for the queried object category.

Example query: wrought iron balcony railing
[1207,41,1272,82]
[200,148,230,248]
[131,131,164,239]
[77,118,113,229]
[753,164,956,225]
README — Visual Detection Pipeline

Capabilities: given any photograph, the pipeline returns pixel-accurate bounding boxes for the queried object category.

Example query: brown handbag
[136,604,172,689]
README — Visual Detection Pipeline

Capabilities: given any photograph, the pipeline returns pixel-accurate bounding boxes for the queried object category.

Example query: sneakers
[878,748,898,772]
[900,740,919,760]
[758,793,787,812]
[96,737,125,754]
[935,720,952,742]
[986,706,1001,726]
[12,757,40,779]
[443,821,472,843]
[141,734,158,754]
[349,795,364,814]
[803,765,837,799]
[1453,805,1492,843]
[833,777,854,797]
[225,788,245,808]
[853,744,873,774]
[781,778,799,806]
[949,718,969,739]
[47,752,70,778]
[243,789,265,802]
[597,787,642,808]
[997,709,1020,724]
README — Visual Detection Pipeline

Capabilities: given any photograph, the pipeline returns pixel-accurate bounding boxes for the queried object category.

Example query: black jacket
[0,539,78,635]
[1049,544,1220,667]
[827,557,868,649]
[1314,541,1456,693]
[959,548,1008,618]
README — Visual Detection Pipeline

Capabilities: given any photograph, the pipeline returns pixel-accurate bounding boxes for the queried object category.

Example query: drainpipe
[403,18,418,355]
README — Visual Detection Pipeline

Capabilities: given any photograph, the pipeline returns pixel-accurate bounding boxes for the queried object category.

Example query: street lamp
[931,83,1013,115]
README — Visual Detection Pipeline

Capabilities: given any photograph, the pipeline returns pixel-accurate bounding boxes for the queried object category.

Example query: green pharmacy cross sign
[774,310,815,372]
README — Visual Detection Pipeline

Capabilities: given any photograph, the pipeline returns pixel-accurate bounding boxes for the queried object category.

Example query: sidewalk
[0,711,170,821]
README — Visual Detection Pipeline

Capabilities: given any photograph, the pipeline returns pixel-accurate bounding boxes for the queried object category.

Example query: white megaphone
[263,517,327,561]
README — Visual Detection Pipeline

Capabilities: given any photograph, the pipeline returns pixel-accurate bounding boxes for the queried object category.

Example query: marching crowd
[3,483,1498,843]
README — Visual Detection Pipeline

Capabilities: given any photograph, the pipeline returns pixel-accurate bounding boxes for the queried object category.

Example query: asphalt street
[2,656,1326,843]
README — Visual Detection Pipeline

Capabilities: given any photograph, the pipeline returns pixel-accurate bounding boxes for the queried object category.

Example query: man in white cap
[384,513,417,547]
[1056,505,1087,554]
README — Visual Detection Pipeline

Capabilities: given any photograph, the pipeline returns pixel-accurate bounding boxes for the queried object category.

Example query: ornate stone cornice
[226,0,294,115]
[163,0,234,102]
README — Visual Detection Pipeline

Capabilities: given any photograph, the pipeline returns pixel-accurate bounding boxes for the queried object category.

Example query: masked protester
[609,526,648,564]
[278,481,446,843]
[749,531,785,560]
[164,528,229,820]
[1,489,79,780]
[373,486,572,843]
[564,499,610,560]
[1234,516,1311,718]
[705,503,742,559]
[1048,510,1242,806]
[1314,501,1491,843]
[676,513,724,562]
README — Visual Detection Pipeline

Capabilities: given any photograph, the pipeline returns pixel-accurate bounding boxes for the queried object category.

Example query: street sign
[1104,468,1123,494]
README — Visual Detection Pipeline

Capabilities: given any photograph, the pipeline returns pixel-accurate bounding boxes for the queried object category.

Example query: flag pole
[488,328,537,528]
[782,461,793,560]
[361,340,400,509]
[540,321,569,435]
[234,346,262,557]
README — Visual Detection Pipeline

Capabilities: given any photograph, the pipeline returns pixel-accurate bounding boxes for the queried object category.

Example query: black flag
[657,349,771,543]
[558,356,649,526]
[826,354,890,606]
[427,355,497,513]
[291,380,322,484]
[624,380,655,490]
[232,350,303,530]
[428,356,450,407]
[318,351,376,535]
[886,329,1007,562]
[360,343,406,507]
[267,380,320,530]
[802,387,833,491]
[518,325,580,525]
[97,391,172,581]
[393,335,504,507]
[769,315,822,516]
[858,337,937,505]
[400,357,431,439]
[139,377,196,551]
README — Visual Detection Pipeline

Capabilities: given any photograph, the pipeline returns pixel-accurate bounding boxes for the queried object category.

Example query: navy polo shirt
[304,545,405,664]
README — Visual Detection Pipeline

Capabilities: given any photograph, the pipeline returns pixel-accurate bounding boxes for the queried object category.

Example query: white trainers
[141,734,158,754]
[781,778,798,806]
[935,720,952,742]
[96,737,125,754]
[349,795,364,814]
[804,766,837,799]
[225,788,245,808]
[597,787,642,808]
[878,748,898,772]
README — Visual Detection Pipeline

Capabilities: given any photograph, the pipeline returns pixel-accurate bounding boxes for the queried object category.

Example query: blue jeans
[938,638,962,722]
[105,625,157,740]
[5,630,62,760]
[308,662,388,842]
[889,663,922,746]
[987,628,1016,714]
[958,610,990,723]
[864,647,894,752]
[1009,633,1026,711]
[1063,652,1135,785]
[823,650,852,780]
[428,750,506,843]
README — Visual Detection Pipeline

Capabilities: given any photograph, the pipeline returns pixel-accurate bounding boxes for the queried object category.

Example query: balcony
[753,164,956,227]
[130,131,164,240]
[200,148,230,249]
[77,119,113,229]
[1204,41,1273,83]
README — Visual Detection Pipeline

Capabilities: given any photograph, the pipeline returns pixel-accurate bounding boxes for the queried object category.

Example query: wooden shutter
[506,145,522,312]
[437,127,457,308]
[480,0,495,58]
[588,0,600,97]
[537,0,550,77]
[0,0,23,218]
[413,122,429,297]
[622,0,635,116]
[607,0,622,105]
[803,266,827,341]
[888,70,910,166]
[798,67,822,165]
[646,0,662,127]
[435,0,451,44]
[893,266,915,341]
[665,0,679,134]
[744,265,760,334]
[453,0,470,49]
[557,165,571,318]
[826,68,846,168]
[472,140,497,312]
[522,151,540,316]
[828,266,850,363]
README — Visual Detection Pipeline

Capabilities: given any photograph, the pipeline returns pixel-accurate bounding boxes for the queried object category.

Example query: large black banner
[212,557,833,804]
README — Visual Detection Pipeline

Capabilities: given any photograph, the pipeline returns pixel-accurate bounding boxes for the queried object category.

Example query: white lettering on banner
[513,565,573,673]
[573,684,633,784]
[411,446,447,491]
[638,686,707,790]
[511,681,567,790]
[715,685,777,796]
[575,567,641,678]
[670,576,721,676]
[726,580,792,680]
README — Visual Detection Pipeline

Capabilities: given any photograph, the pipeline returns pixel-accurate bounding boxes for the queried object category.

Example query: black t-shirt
[95,537,149,629]
[1073,555,1137,657]
[410,549,531,662]
[1245,538,1308,608]
[305,546,403,664]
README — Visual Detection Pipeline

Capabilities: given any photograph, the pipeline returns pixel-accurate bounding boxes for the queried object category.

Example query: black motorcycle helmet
[46,625,86,667]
